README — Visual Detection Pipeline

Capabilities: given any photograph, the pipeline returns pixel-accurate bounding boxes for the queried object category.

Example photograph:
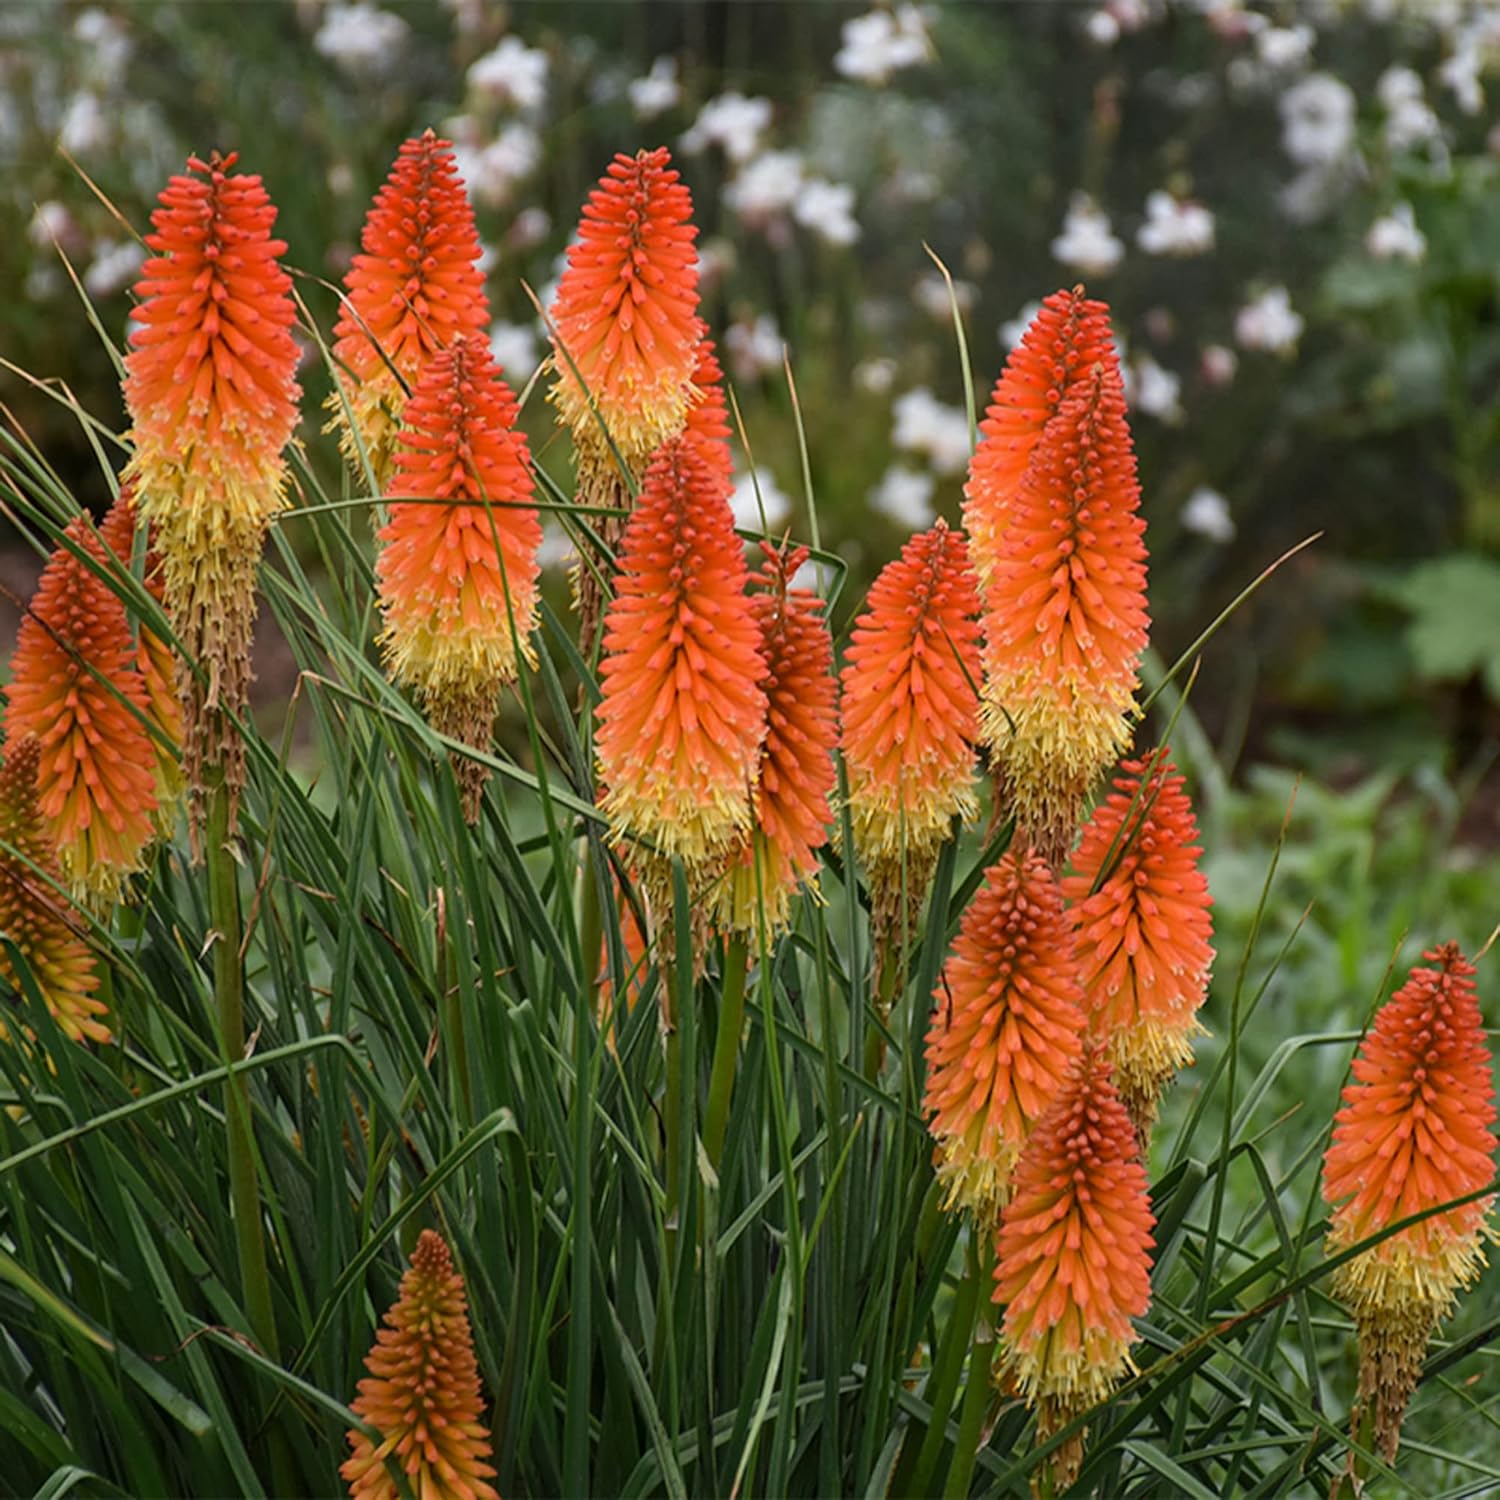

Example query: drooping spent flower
[1322,943,1496,1466]
[840,519,983,977]
[595,437,766,907]
[980,359,1148,867]
[121,152,301,821]
[375,333,540,821]
[712,544,838,938]
[1060,749,1213,1143]
[328,130,491,486]
[962,286,1115,593]
[5,516,160,901]
[342,1229,500,1500]
[0,738,108,1045]
[993,1043,1155,1495]
[924,850,1086,1220]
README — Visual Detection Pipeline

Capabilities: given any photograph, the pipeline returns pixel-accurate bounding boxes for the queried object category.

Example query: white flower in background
[1379,67,1443,152]
[1086,9,1121,45]
[440,0,486,36]
[1256,23,1314,71]
[73,8,132,90]
[28,201,76,251]
[1280,73,1356,166]
[681,91,773,162]
[834,5,931,84]
[468,36,549,111]
[892,388,971,476]
[1439,37,1484,116]
[1200,343,1239,386]
[509,205,551,250]
[82,239,144,298]
[314,3,409,75]
[489,320,541,376]
[913,272,976,323]
[1051,194,1125,276]
[1235,285,1304,354]
[1000,301,1043,351]
[458,125,541,208]
[698,236,737,292]
[1129,354,1183,423]
[628,56,680,119]
[731,470,793,531]
[59,92,109,154]
[726,151,804,223]
[1367,201,1427,262]
[869,466,936,528]
[1136,191,1215,256]
[794,179,860,245]
[1181,486,1236,542]
[855,356,898,395]
[726,314,783,382]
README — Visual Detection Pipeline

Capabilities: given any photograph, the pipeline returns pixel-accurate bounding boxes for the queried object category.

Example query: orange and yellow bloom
[375,333,540,820]
[923,850,1087,1220]
[1322,942,1496,1463]
[329,130,491,486]
[343,1229,500,1500]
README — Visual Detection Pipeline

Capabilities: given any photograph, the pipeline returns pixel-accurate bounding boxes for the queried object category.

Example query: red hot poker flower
[342,1229,500,1500]
[683,331,734,483]
[923,850,1087,1219]
[329,130,491,485]
[1322,943,1496,1464]
[1060,750,1214,1142]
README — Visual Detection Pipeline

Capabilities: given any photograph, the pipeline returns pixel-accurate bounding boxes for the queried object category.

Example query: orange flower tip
[682,330,734,480]
[963,286,1118,589]
[993,1044,1155,1412]
[1322,941,1496,1323]
[5,516,160,902]
[595,437,767,867]
[548,147,701,468]
[1060,749,1214,1123]
[923,850,1087,1220]
[376,332,541,708]
[342,1229,499,1500]
[328,129,491,481]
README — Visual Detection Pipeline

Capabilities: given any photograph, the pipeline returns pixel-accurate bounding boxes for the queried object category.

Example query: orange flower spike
[342,1229,500,1500]
[963,287,1115,593]
[714,544,839,938]
[923,850,1087,1219]
[329,130,491,485]
[840,520,984,957]
[1060,750,1214,1141]
[993,1044,1155,1494]
[548,147,700,470]
[595,437,767,870]
[376,333,540,820]
[4,518,160,902]
[1321,943,1496,1465]
[121,152,301,813]
[981,359,1148,866]
[683,330,734,483]
[0,739,108,1045]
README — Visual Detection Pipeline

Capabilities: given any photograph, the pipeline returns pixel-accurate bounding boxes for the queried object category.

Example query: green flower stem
[941,1236,997,1500]
[703,932,749,1170]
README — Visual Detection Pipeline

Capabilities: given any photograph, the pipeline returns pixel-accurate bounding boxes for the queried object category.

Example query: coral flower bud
[1060,750,1214,1142]
[329,130,491,486]
[924,850,1087,1219]
[980,359,1148,866]
[0,739,108,1045]
[595,438,767,884]
[375,333,540,821]
[1322,943,1496,1466]
[121,152,301,821]
[5,516,160,901]
[343,1229,500,1500]
[994,1043,1155,1494]
[840,520,983,974]
[713,544,839,938]
[963,287,1115,594]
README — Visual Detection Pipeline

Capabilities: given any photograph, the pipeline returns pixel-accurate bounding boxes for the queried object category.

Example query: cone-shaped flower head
[5,517,160,901]
[121,152,301,814]
[1321,943,1496,1462]
[841,520,983,967]
[548,147,700,471]
[980,360,1148,867]
[329,130,490,485]
[924,850,1087,1219]
[342,1229,499,1500]
[376,333,540,821]
[683,331,734,483]
[0,739,107,1045]
[713,544,839,938]
[596,437,767,876]
[994,1044,1155,1492]
[1060,750,1213,1141]
[963,287,1115,593]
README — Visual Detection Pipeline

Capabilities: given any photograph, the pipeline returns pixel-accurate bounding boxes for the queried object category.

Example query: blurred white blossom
[1378,65,1443,151]
[725,151,804,223]
[1136,191,1215,256]
[627,56,680,119]
[1235,286,1304,354]
[914,272,976,322]
[73,8,132,90]
[489,320,541,376]
[28,201,77,251]
[855,357,898,395]
[1200,343,1239,386]
[1051,194,1124,276]
[726,314,783,382]
[509,206,551,250]
[1086,10,1122,45]
[1182,486,1236,542]
[314,3,409,75]
[892,388,971,476]
[468,36,549,111]
[1256,23,1315,71]
[999,301,1043,351]
[82,239,144,298]
[681,92,773,162]
[869,466,936,529]
[1129,354,1183,423]
[794,179,860,246]
[1280,73,1356,166]
[1367,201,1426,262]
[834,5,931,84]
[59,92,109,154]
[456,125,541,208]
[731,469,792,531]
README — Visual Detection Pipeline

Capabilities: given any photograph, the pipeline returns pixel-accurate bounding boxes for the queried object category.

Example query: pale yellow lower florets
[1328,1226,1487,1324]
[324,379,405,494]
[1000,1324,1137,1412]
[602,772,754,871]
[1107,1015,1207,1132]
[933,1116,1022,1224]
